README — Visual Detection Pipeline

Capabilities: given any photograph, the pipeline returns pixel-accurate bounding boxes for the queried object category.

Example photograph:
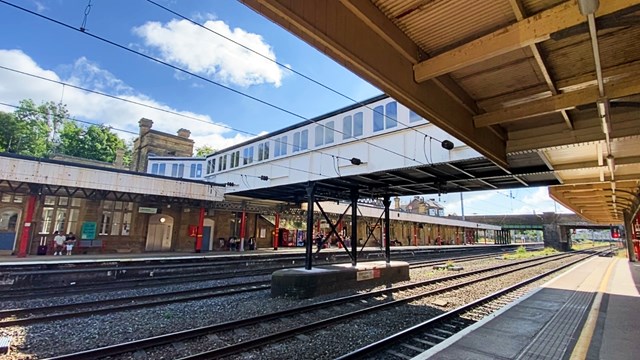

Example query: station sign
[138,207,158,214]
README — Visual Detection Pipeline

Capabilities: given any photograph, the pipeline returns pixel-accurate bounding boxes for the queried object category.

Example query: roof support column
[305,183,316,270]
[624,211,638,262]
[383,194,391,264]
[350,188,359,266]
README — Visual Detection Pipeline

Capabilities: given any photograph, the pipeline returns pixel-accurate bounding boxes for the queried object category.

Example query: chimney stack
[177,128,191,139]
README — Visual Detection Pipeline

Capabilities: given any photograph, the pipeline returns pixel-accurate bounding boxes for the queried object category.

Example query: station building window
[373,101,398,132]
[99,200,133,236]
[206,159,214,175]
[39,196,82,235]
[243,146,254,165]
[258,142,270,161]
[0,193,23,204]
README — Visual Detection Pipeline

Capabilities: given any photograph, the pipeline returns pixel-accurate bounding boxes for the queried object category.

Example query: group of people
[53,231,76,256]
[219,237,256,251]
[314,233,352,253]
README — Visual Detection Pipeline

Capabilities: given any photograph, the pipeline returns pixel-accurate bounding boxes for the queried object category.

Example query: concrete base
[271,260,410,298]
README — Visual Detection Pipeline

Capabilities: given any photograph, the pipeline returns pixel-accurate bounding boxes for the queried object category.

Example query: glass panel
[373,105,384,132]
[280,136,287,155]
[342,115,352,139]
[44,196,56,206]
[114,201,123,210]
[158,164,166,175]
[1,194,11,203]
[125,202,133,211]
[66,209,79,234]
[301,130,308,150]
[247,147,253,164]
[111,211,122,236]
[178,164,184,177]
[263,142,269,160]
[13,195,23,203]
[293,132,300,152]
[191,163,197,177]
[274,139,281,157]
[325,121,334,144]
[151,163,159,174]
[171,164,178,177]
[315,126,323,146]
[409,110,422,123]
[103,200,113,210]
[40,207,54,234]
[354,112,363,137]
[99,211,112,235]
[71,198,82,207]
[385,101,397,128]
[222,155,227,170]
[196,164,202,177]
[258,144,263,161]
[58,197,68,206]
[54,209,67,233]
[121,212,131,236]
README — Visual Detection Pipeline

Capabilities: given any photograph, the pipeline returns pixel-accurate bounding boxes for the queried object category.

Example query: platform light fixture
[441,140,454,150]
[350,157,362,165]
[159,217,166,223]
[578,0,599,15]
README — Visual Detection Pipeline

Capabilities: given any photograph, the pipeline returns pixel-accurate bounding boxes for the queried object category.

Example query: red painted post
[239,210,246,251]
[17,194,37,257]
[195,207,204,253]
[273,212,279,250]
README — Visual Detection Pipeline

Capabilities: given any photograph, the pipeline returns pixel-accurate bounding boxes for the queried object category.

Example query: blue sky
[0,0,571,216]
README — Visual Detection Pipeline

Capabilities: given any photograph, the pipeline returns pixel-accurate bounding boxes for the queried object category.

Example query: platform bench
[77,239,105,253]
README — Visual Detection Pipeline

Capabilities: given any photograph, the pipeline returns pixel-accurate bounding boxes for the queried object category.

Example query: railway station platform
[417,256,640,360]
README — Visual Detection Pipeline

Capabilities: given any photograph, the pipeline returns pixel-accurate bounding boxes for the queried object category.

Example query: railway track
[43,250,594,359]
[0,253,503,326]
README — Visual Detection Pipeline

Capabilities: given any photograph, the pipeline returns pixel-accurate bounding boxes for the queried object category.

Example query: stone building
[130,118,194,173]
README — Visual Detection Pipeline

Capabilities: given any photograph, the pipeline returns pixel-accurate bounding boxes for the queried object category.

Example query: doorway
[145,214,174,251]
[0,208,21,252]
[202,218,215,251]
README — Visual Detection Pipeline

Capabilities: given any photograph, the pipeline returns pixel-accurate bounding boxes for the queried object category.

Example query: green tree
[14,99,68,143]
[195,145,216,157]
[0,109,50,157]
[58,121,127,163]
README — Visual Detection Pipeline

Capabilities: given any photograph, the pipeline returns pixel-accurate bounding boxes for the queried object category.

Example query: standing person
[53,231,66,256]
[65,232,76,255]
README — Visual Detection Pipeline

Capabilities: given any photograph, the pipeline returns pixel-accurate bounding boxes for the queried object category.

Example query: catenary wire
[0,0,427,166]
[146,0,442,143]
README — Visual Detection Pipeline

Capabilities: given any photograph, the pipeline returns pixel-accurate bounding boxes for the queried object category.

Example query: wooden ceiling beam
[240,0,508,168]
[413,0,639,82]
[475,77,640,127]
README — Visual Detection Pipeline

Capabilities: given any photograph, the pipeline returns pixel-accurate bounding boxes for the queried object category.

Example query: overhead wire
[0,0,428,168]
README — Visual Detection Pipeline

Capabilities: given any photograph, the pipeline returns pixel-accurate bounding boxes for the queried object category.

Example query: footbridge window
[293,130,308,152]
[258,142,270,161]
[373,101,398,132]
[243,146,254,165]
[342,112,363,139]
[274,136,288,157]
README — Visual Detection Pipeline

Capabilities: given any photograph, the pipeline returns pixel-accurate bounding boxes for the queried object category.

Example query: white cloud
[0,49,256,150]
[33,1,46,13]
[132,18,286,88]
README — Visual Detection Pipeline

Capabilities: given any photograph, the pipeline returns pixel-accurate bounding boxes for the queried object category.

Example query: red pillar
[273,213,279,250]
[239,210,246,251]
[195,207,204,253]
[17,194,37,257]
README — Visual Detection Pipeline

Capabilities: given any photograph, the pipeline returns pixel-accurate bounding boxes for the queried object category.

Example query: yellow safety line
[569,258,618,360]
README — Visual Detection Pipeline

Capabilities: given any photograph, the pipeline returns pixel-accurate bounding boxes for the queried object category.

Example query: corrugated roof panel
[521,0,567,15]
[457,55,545,99]
[374,0,515,54]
